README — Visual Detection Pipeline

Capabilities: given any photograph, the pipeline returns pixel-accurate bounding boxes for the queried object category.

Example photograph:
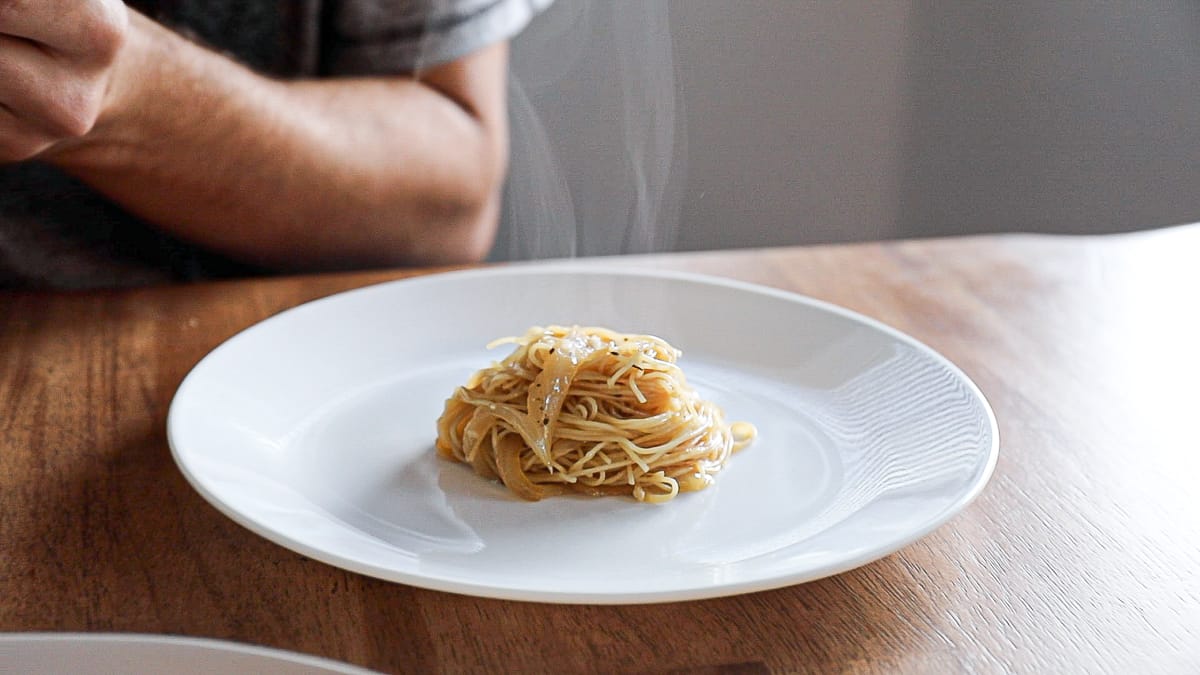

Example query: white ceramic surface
[167,266,998,604]
[0,634,377,674]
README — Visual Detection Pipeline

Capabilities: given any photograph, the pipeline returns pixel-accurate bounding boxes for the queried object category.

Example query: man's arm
[2,4,509,270]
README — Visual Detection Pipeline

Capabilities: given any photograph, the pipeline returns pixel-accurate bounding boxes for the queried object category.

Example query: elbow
[395,176,503,267]
[407,134,508,266]
[438,187,503,265]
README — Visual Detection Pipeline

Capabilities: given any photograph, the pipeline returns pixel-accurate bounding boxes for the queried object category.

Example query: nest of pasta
[435,325,755,503]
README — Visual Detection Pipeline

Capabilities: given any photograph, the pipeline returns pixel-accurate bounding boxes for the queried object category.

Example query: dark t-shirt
[0,0,549,289]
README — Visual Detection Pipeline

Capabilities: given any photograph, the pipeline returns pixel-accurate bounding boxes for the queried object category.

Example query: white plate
[0,634,376,674]
[167,266,998,604]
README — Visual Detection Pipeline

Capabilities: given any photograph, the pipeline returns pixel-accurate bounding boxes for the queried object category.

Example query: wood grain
[2,227,1198,673]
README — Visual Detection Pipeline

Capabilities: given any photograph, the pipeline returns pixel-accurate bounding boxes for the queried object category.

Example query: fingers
[0,101,57,162]
[0,1,131,162]
[0,34,106,152]
[0,0,127,61]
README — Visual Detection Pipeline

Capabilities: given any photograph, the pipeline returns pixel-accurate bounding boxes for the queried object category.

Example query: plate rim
[0,632,377,674]
[166,264,1000,604]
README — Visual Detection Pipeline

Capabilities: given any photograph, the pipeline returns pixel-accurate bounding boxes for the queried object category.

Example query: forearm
[45,12,508,270]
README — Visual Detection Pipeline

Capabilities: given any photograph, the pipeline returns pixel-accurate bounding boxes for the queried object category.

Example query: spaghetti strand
[435,326,757,503]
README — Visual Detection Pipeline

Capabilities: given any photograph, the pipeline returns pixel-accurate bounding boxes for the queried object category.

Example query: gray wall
[496,1,1200,259]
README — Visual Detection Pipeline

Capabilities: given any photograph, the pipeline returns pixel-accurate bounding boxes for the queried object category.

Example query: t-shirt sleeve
[325,0,553,75]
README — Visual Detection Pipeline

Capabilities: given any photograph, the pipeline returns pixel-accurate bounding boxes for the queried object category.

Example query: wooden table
[2,226,1198,673]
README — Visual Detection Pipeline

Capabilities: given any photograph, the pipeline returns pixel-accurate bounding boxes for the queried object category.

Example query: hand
[0,0,129,162]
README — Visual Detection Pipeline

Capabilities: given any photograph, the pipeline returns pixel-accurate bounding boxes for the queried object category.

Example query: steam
[494,0,685,261]
[496,70,579,260]
[611,0,683,255]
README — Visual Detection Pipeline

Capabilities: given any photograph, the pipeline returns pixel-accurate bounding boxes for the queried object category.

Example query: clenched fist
[0,0,129,162]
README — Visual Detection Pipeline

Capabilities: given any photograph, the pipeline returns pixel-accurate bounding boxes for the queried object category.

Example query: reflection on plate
[0,634,377,674]
[167,267,998,604]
